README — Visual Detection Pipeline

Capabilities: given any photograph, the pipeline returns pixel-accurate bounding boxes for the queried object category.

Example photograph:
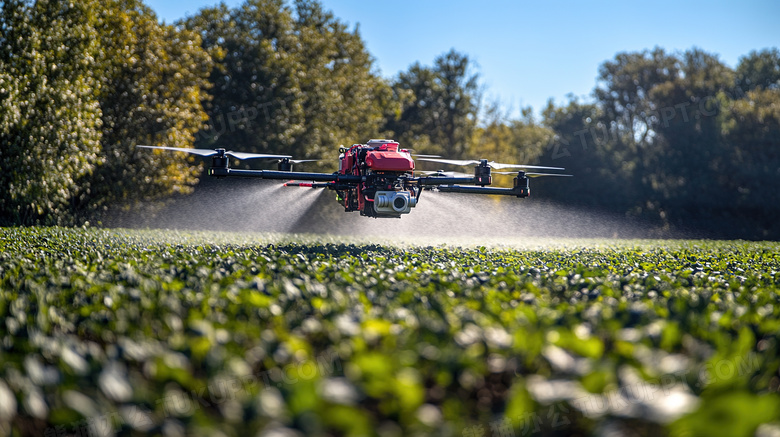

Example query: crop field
[1,227,779,437]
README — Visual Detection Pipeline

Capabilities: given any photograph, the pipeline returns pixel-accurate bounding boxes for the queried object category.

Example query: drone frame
[138,142,570,218]
[205,148,535,198]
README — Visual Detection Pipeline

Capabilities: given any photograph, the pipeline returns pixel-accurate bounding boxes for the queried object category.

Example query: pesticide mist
[113,178,675,244]
[112,178,326,233]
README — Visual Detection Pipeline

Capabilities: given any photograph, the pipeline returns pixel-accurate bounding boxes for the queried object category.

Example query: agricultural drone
[138,139,570,218]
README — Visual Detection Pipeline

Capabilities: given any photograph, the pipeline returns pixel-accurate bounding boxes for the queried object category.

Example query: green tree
[735,48,780,92]
[385,49,481,157]
[585,48,738,225]
[290,0,395,158]
[717,88,780,238]
[468,104,553,187]
[0,0,103,225]
[539,97,635,209]
[185,0,392,165]
[647,48,734,219]
[186,0,304,156]
[384,64,439,153]
[73,0,213,220]
[472,104,551,163]
[592,47,680,193]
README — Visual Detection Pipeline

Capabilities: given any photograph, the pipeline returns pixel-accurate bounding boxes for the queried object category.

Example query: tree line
[538,47,780,239]
[1,0,778,238]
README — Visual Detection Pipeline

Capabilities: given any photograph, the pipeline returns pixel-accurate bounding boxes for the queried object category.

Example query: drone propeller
[417,170,472,178]
[493,170,573,178]
[136,145,292,160]
[416,157,564,171]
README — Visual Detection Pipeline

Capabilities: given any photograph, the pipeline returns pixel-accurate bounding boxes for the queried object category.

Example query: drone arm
[437,185,530,198]
[209,167,364,184]
[436,172,530,197]
[415,176,477,186]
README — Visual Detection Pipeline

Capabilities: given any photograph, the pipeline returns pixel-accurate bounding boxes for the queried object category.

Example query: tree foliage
[0,0,103,225]
[185,0,393,165]
[469,104,552,185]
[542,47,780,238]
[538,98,635,210]
[0,0,212,225]
[385,49,481,157]
[291,0,395,159]
[645,49,734,213]
[736,48,780,91]
[185,0,303,155]
[717,88,780,236]
[75,0,212,219]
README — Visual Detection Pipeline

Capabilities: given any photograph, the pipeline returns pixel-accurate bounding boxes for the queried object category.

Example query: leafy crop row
[0,227,779,436]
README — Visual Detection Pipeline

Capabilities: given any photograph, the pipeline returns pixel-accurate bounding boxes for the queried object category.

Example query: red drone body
[337,140,419,217]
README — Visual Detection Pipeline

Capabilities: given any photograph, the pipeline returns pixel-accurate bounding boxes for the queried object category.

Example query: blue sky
[146,0,779,117]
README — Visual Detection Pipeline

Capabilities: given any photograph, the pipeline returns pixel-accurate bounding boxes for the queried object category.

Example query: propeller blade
[416,158,481,166]
[493,170,572,177]
[289,159,319,164]
[416,157,565,171]
[525,172,573,178]
[136,145,218,157]
[227,151,292,160]
[417,170,472,178]
[486,162,565,171]
[137,145,293,160]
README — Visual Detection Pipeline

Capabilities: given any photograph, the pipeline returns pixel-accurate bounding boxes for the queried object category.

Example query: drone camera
[393,195,408,211]
[374,190,417,215]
